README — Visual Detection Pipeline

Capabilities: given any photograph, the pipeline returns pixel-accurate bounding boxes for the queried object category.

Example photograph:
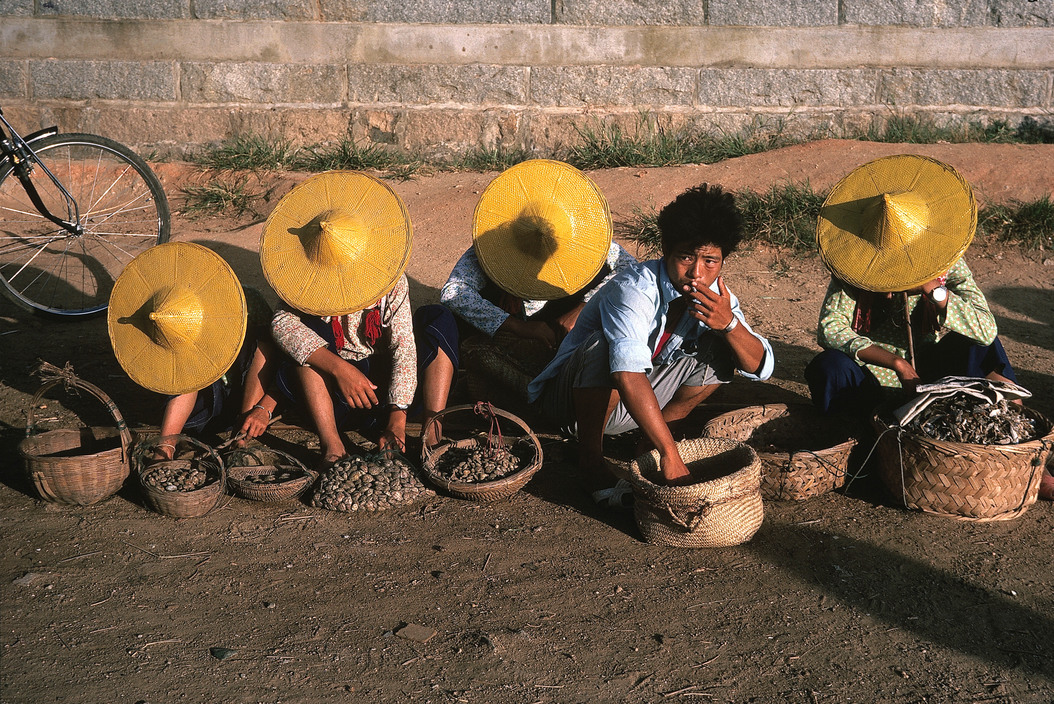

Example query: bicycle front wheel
[0,132,171,316]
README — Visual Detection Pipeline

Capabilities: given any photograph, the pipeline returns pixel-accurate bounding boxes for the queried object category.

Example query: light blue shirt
[526,259,775,401]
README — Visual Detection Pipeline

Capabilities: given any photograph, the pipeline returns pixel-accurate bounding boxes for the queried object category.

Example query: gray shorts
[536,330,734,436]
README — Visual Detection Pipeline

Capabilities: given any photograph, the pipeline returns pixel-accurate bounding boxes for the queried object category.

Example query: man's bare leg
[572,385,621,489]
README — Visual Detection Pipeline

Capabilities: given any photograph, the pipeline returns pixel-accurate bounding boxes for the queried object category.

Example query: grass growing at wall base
[621,188,1053,258]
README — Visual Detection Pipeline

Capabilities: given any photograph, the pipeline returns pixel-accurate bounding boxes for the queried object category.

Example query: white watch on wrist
[929,285,948,303]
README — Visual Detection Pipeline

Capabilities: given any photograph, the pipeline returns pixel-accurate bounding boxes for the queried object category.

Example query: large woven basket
[19,363,132,506]
[224,445,317,503]
[421,402,543,502]
[134,435,226,518]
[628,437,763,548]
[870,408,1053,521]
[703,403,857,501]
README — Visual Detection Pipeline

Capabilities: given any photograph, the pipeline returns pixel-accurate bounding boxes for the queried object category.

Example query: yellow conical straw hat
[107,242,247,395]
[472,159,612,301]
[260,171,412,316]
[816,154,976,293]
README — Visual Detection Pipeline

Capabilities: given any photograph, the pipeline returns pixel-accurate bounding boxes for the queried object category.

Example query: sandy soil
[1,140,1052,704]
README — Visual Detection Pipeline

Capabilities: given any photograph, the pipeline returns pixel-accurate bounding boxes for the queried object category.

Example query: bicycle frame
[0,107,82,236]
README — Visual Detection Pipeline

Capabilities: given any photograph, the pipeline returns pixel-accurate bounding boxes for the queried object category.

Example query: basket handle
[421,403,540,465]
[26,362,133,464]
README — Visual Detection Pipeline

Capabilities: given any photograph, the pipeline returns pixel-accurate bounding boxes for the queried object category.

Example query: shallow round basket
[134,435,226,518]
[19,366,132,506]
[421,402,543,502]
[224,446,317,503]
[703,403,858,501]
[870,408,1053,522]
[629,437,763,548]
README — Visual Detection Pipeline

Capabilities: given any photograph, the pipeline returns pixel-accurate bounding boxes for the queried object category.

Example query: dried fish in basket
[871,399,1053,521]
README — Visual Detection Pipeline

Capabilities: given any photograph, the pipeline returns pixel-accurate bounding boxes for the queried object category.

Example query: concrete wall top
[1,0,1052,26]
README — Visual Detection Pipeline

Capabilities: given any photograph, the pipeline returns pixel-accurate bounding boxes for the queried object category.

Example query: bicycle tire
[0,132,171,316]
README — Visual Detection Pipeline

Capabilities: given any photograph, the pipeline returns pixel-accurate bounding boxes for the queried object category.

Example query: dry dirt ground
[1,140,1052,704]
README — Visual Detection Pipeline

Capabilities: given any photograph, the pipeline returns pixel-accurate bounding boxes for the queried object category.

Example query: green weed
[292,138,405,173]
[738,183,826,251]
[450,145,533,172]
[979,197,1054,250]
[180,178,263,218]
[193,134,295,171]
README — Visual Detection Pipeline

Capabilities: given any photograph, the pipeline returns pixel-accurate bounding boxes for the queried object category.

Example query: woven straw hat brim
[473,159,612,301]
[261,171,413,316]
[817,154,976,293]
[108,242,246,395]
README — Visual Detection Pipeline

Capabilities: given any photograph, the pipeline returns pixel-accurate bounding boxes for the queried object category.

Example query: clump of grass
[292,137,406,173]
[619,182,824,257]
[193,134,295,171]
[617,206,663,258]
[565,115,798,170]
[180,178,263,218]
[738,183,826,251]
[853,114,1022,144]
[450,145,533,172]
[978,196,1054,250]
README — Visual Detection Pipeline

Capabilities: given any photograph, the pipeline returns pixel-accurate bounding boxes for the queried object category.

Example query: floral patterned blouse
[439,242,639,337]
[271,275,417,408]
[816,259,998,388]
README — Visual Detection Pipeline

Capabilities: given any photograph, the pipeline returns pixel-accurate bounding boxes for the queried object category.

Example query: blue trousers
[805,332,1016,415]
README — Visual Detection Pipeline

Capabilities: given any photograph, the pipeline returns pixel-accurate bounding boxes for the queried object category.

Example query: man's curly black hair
[656,183,744,258]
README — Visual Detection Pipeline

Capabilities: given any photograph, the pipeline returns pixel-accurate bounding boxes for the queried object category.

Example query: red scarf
[329,306,382,351]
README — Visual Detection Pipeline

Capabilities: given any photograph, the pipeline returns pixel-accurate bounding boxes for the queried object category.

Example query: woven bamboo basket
[421,402,543,502]
[703,403,857,501]
[134,435,226,518]
[224,445,317,503]
[462,332,551,417]
[19,363,132,506]
[869,408,1053,522]
[628,437,763,548]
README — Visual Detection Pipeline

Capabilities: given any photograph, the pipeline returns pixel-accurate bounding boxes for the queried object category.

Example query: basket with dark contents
[703,403,858,501]
[871,395,1053,521]
[134,435,226,518]
[312,451,434,513]
[19,362,132,506]
[224,445,317,503]
[421,402,543,502]
[628,437,763,548]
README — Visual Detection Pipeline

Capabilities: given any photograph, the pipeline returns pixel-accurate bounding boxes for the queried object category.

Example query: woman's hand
[333,362,379,409]
[238,405,271,440]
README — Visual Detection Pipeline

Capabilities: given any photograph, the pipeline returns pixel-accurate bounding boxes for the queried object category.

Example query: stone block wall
[1,0,1051,156]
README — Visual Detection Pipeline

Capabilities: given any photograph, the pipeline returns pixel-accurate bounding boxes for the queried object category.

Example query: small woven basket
[628,437,763,548]
[224,445,317,503]
[19,363,132,506]
[869,408,1053,522]
[134,435,226,518]
[703,403,857,501]
[421,402,543,502]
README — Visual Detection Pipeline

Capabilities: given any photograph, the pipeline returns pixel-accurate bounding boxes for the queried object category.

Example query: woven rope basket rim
[421,403,543,502]
[628,437,764,548]
[702,403,858,501]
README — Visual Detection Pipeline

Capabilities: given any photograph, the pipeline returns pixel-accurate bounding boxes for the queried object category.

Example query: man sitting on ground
[527,184,775,505]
